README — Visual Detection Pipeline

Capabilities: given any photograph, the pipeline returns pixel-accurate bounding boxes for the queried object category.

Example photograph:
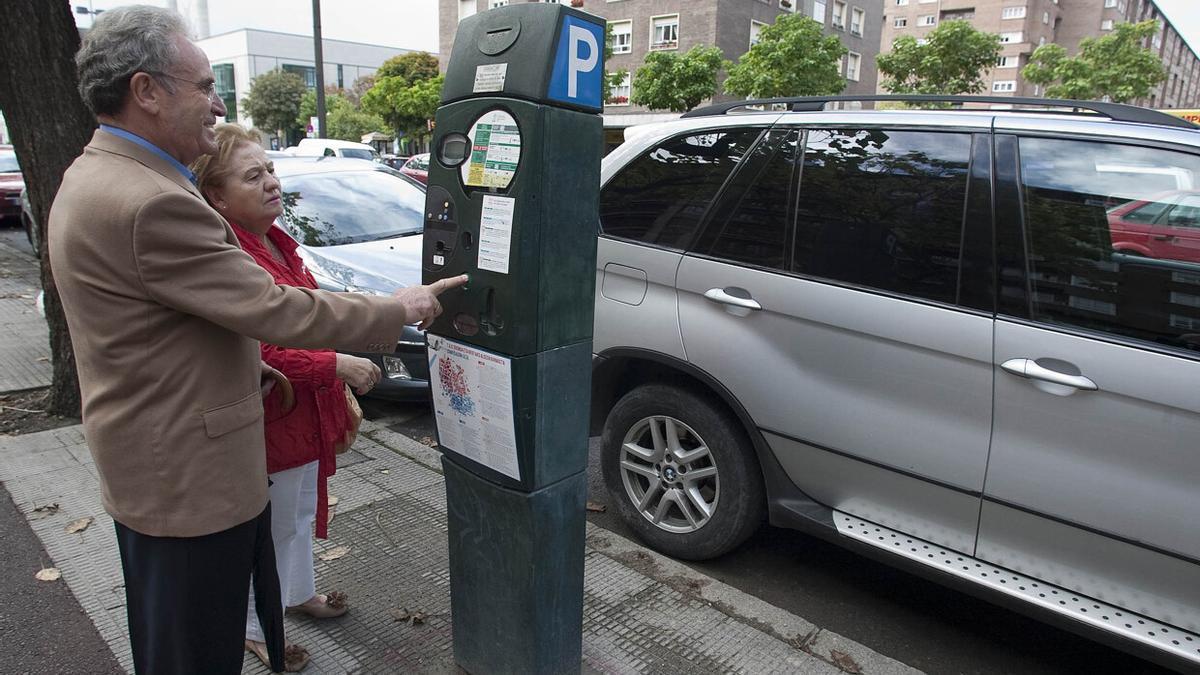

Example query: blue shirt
[99,124,196,185]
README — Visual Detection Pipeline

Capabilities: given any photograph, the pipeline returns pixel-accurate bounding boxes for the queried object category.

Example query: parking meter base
[444,455,585,675]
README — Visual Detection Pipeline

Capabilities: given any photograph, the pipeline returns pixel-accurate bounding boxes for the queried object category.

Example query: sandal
[245,639,310,672]
[287,591,348,619]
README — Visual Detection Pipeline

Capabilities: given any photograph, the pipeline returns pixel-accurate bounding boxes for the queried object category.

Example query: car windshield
[340,148,376,161]
[0,153,20,173]
[408,155,429,171]
[278,170,424,246]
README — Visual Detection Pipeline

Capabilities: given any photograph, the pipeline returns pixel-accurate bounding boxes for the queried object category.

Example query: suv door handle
[1000,358,1098,391]
[704,287,762,311]
[1152,234,1177,242]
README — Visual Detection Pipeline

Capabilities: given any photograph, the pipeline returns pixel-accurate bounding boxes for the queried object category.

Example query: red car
[1108,190,1200,264]
[0,146,24,222]
[399,152,429,184]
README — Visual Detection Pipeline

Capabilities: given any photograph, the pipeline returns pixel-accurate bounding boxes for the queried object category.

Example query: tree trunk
[0,1,97,416]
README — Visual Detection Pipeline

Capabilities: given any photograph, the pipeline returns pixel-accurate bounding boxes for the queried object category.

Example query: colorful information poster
[427,334,520,480]
[462,109,522,190]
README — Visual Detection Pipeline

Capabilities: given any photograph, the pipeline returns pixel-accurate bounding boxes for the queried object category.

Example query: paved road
[362,398,1171,675]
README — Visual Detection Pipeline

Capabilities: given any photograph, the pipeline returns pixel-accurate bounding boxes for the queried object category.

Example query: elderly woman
[192,124,381,671]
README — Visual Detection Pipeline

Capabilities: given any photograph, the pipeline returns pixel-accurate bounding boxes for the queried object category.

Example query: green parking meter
[421,4,604,673]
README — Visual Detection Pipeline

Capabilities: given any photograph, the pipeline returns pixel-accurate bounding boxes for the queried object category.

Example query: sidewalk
[0,238,52,392]
[0,417,920,675]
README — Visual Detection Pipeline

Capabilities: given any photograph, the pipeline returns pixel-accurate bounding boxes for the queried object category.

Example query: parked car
[381,154,411,170]
[0,145,24,223]
[1108,190,1200,263]
[591,95,1200,671]
[399,153,430,184]
[271,157,429,400]
[289,138,380,162]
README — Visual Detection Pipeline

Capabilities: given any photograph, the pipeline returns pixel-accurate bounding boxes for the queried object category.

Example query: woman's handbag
[334,384,362,455]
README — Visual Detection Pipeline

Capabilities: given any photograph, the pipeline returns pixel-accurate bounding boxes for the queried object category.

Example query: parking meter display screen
[461,110,522,189]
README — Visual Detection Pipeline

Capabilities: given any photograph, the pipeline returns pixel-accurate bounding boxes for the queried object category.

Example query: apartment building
[878,0,1200,108]
[439,0,883,130]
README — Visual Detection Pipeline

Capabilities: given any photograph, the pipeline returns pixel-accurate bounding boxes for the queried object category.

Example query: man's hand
[393,274,469,330]
[336,353,382,395]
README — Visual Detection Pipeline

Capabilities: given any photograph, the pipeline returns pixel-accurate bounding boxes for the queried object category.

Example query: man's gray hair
[76,5,191,116]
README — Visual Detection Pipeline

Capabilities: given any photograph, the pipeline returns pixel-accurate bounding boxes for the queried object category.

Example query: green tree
[242,68,307,141]
[296,90,389,142]
[376,52,440,85]
[1023,20,1165,102]
[877,21,1001,96]
[362,74,444,146]
[724,14,846,98]
[630,46,726,113]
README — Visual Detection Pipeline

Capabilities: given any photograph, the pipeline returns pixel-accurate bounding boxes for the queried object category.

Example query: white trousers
[246,460,319,642]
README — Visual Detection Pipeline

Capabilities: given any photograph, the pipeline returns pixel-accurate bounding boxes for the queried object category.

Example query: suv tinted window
[792,129,972,304]
[600,128,763,249]
[694,129,799,271]
[1018,137,1200,353]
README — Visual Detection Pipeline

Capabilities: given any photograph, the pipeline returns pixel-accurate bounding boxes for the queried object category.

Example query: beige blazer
[48,129,408,537]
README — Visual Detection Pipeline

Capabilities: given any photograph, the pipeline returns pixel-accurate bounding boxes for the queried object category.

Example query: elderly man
[48,6,464,673]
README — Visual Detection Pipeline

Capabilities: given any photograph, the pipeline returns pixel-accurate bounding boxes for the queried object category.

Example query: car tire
[601,383,765,561]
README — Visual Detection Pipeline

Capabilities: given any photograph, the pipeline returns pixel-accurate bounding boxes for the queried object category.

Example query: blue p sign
[548,15,604,110]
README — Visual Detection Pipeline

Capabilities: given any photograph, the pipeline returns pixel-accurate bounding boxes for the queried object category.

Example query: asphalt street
[363,398,1173,675]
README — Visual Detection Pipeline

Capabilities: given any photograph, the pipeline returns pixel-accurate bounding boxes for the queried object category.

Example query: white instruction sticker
[473,63,508,93]
[461,109,522,190]
[428,335,520,480]
[477,195,515,274]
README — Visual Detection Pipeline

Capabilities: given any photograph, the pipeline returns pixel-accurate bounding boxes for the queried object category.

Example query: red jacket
[232,222,351,538]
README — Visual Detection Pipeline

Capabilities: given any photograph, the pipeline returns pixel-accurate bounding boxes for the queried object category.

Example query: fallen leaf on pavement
[585,501,607,513]
[30,503,60,519]
[379,469,390,475]
[389,608,427,626]
[35,567,62,582]
[327,496,338,525]
[418,436,437,447]
[317,546,350,561]
[829,649,861,674]
[327,495,339,506]
[35,357,49,362]
[65,517,94,534]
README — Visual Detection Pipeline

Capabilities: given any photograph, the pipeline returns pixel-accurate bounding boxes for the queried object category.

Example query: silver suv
[589,96,1200,671]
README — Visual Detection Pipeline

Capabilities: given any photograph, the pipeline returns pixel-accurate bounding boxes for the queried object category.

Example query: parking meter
[422,4,603,673]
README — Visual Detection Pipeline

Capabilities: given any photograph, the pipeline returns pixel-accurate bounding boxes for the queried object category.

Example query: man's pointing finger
[430,274,469,295]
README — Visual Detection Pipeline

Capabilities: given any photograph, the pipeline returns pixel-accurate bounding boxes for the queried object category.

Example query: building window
[1104,0,1116,7]
[282,63,316,89]
[650,14,679,50]
[1101,19,1114,30]
[213,63,236,121]
[1001,6,1026,19]
[850,8,864,36]
[610,20,632,54]
[895,0,908,4]
[779,0,795,12]
[832,1,846,29]
[993,80,1017,92]
[919,0,937,3]
[996,55,1017,68]
[894,17,908,27]
[607,72,630,106]
[489,0,508,8]
[458,0,477,21]
[846,51,861,81]
[999,31,1023,43]
[750,20,767,47]
[919,14,936,26]
[813,1,827,23]
[1043,11,1050,23]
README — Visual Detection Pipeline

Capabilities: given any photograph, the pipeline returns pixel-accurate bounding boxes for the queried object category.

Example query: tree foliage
[376,52,440,85]
[0,0,95,415]
[877,20,1001,95]
[1023,20,1165,102]
[362,74,444,141]
[296,89,389,142]
[724,14,846,98]
[630,46,726,113]
[345,74,375,108]
[242,68,308,140]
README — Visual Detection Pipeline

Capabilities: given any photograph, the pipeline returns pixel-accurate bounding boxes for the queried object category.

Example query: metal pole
[312,0,326,139]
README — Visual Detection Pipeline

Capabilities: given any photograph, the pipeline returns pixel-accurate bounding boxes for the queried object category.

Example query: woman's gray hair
[76,5,191,116]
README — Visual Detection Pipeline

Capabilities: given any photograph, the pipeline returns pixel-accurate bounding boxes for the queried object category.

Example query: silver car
[590,96,1200,671]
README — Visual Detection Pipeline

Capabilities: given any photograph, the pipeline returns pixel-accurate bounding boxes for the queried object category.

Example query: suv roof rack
[681,94,1199,129]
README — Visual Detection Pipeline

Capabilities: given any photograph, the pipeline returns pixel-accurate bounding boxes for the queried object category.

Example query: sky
[73,0,441,53]
[71,0,1200,59]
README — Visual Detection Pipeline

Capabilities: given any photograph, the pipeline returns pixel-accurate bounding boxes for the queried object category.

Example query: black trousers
[115,504,285,674]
